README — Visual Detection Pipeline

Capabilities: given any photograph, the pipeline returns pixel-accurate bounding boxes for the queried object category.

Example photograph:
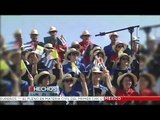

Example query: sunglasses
[71,53,78,56]
[64,79,74,83]
[117,45,124,48]
[46,47,53,49]
[72,45,80,48]
[122,57,129,61]
[93,72,101,75]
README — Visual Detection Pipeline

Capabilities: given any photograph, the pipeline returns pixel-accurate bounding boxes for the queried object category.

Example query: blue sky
[1,15,160,48]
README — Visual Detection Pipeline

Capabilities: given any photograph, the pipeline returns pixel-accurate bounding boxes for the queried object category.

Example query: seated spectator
[106,41,127,72]
[139,73,157,96]
[111,53,132,88]
[63,48,86,76]
[34,71,56,86]
[70,41,84,64]
[58,73,88,96]
[116,73,138,105]
[33,71,56,105]
[86,46,106,72]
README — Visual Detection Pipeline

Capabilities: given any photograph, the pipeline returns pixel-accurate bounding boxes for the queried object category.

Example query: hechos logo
[29,86,58,92]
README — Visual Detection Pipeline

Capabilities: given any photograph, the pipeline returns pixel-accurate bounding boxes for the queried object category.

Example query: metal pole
[95,25,139,37]
[128,27,135,57]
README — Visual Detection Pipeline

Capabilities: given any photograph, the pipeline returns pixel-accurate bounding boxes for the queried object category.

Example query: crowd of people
[0,25,160,105]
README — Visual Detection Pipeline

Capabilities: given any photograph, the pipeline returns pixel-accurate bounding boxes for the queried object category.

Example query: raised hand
[80,73,86,82]
[32,54,39,64]
[28,73,34,86]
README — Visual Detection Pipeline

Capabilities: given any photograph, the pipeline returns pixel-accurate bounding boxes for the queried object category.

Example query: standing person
[47,26,67,63]
[116,73,138,105]
[104,32,118,62]
[29,29,40,48]
[79,30,93,55]
[129,36,140,59]
[13,29,23,48]
[104,32,119,72]
[145,35,158,57]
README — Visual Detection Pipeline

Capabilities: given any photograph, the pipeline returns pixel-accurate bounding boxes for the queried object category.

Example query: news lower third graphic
[0,96,160,101]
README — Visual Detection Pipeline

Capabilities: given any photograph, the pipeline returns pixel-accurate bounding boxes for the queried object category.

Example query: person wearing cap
[29,29,41,48]
[14,29,23,48]
[21,51,40,83]
[79,30,93,55]
[141,35,158,61]
[139,73,157,96]
[86,67,114,105]
[63,48,86,76]
[139,54,148,73]
[47,26,67,63]
[8,51,25,78]
[103,32,118,63]
[70,41,84,64]
[22,51,41,79]
[71,41,81,52]
[6,50,31,96]
[88,67,111,96]
[34,71,56,86]
[43,43,58,59]
[58,73,88,97]
[111,53,132,88]
[138,73,158,105]
[116,73,138,105]
[112,41,127,60]
[32,71,57,105]
[145,35,158,57]
[129,36,140,58]
[39,43,63,82]
[42,43,57,60]
[47,26,59,46]
[105,41,127,72]
[86,46,106,73]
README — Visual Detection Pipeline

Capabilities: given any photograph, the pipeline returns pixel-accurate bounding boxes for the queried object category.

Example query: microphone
[140,24,160,30]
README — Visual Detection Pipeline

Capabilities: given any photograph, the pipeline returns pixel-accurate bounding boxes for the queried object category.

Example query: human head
[34,71,56,86]
[109,32,119,45]
[48,26,58,36]
[30,29,39,42]
[80,30,91,42]
[65,48,80,62]
[117,73,137,90]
